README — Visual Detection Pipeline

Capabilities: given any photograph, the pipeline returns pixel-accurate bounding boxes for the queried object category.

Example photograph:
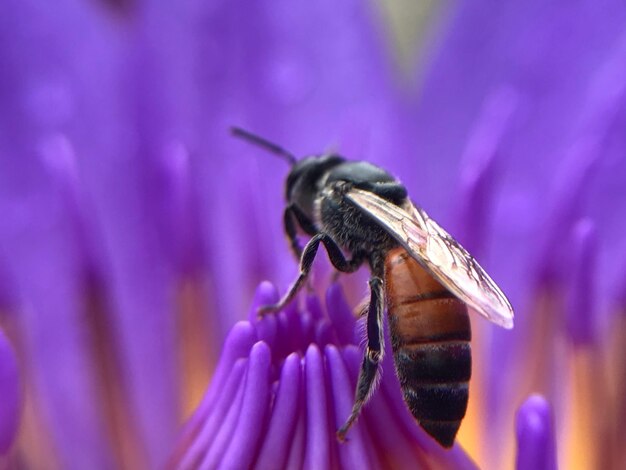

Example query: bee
[232,127,514,448]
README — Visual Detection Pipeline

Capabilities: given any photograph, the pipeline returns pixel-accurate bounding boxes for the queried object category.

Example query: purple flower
[171,282,476,470]
[516,395,557,470]
[0,0,625,469]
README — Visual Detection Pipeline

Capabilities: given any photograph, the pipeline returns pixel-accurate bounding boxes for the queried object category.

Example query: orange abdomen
[385,247,471,447]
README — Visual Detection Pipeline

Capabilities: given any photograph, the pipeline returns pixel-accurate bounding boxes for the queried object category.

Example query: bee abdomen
[385,248,473,447]
[391,308,472,448]
[395,341,471,384]
[394,341,471,448]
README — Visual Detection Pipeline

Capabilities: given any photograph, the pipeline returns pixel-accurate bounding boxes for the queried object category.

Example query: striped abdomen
[385,247,471,448]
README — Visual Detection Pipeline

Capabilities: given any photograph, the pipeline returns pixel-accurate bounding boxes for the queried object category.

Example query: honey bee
[232,127,514,447]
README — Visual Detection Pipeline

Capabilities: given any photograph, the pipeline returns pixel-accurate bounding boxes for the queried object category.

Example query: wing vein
[346,188,514,329]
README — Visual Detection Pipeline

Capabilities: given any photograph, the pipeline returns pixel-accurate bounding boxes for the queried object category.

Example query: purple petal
[255,352,302,469]
[325,283,357,346]
[249,282,279,348]
[303,344,337,469]
[616,258,626,309]
[197,321,256,409]
[315,320,335,349]
[279,304,306,357]
[0,164,116,467]
[255,314,279,352]
[248,281,280,321]
[0,330,20,454]
[527,30,626,287]
[222,342,272,468]
[565,219,597,346]
[177,321,257,454]
[284,386,307,470]
[158,141,206,278]
[0,1,122,466]
[201,365,248,468]
[274,310,294,360]
[515,395,557,470]
[325,345,378,470]
[176,358,247,470]
[66,3,206,464]
[305,294,324,321]
[299,311,316,349]
[453,86,518,255]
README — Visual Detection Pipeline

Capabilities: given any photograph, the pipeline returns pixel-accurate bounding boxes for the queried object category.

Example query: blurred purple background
[0,0,625,468]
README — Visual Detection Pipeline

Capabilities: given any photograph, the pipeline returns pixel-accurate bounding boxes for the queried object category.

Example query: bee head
[285,155,344,199]
[285,155,344,220]
[231,127,345,222]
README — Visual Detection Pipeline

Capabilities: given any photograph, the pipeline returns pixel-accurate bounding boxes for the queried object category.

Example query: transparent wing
[346,188,514,329]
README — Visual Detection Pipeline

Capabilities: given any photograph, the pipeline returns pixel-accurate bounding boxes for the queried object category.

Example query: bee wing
[346,188,514,329]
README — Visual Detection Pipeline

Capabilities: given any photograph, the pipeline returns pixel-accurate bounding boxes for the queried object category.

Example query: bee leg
[337,269,385,441]
[283,206,303,259]
[330,249,365,283]
[258,234,364,316]
[285,205,320,259]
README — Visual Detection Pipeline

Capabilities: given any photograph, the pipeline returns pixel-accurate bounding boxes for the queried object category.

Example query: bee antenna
[231,127,297,165]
